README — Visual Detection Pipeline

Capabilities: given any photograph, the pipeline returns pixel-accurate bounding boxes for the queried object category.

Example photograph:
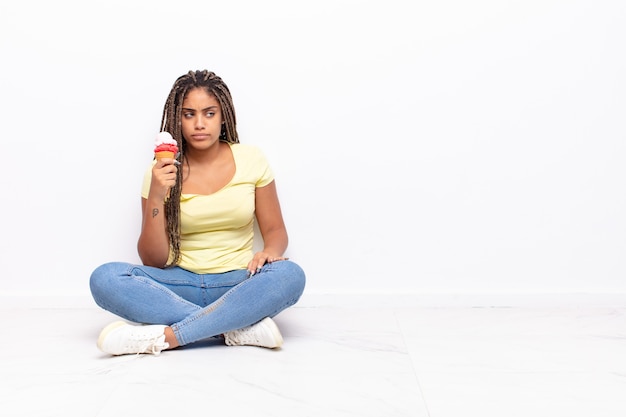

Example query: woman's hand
[149,158,178,201]
[247,252,289,275]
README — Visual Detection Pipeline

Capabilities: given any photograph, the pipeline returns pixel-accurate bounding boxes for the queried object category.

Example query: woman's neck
[184,141,229,165]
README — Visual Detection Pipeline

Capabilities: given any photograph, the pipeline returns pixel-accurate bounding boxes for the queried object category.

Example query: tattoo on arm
[152,208,159,218]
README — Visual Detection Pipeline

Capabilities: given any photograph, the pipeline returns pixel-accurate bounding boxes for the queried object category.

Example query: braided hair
[159,70,240,266]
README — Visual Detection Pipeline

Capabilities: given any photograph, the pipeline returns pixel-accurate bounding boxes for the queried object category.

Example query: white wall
[1,0,624,299]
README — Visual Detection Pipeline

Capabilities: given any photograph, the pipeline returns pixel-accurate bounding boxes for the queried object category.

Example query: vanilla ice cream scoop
[155,131,176,146]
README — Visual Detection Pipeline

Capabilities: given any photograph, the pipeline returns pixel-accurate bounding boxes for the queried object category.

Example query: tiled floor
[1,295,625,417]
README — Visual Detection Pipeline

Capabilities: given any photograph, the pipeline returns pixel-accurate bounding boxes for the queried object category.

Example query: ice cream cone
[155,151,176,160]
[153,132,178,201]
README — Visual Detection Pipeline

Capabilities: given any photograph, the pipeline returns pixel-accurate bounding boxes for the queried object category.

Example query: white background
[0,0,624,300]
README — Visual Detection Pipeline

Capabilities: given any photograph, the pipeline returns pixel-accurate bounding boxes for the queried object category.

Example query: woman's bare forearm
[137,197,171,267]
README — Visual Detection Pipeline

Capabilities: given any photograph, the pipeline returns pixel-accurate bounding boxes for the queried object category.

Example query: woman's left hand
[247,252,289,275]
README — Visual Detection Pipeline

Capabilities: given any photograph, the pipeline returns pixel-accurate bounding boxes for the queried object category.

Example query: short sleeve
[251,146,274,188]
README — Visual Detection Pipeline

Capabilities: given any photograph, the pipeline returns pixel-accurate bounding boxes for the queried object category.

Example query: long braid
[159,70,240,267]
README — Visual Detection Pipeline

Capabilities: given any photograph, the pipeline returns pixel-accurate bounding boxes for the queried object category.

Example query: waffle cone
[155,151,176,160]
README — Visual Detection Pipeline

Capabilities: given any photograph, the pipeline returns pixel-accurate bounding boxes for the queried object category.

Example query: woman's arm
[137,159,177,267]
[248,180,289,273]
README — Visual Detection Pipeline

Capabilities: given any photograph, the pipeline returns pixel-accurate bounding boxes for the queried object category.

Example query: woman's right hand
[149,158,178,200]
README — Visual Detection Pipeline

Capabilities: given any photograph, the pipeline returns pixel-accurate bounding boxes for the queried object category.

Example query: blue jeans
[89,260,306,346]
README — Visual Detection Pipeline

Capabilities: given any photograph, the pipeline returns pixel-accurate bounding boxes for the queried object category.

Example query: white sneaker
[224,317,284,349]
[97,321,169,356]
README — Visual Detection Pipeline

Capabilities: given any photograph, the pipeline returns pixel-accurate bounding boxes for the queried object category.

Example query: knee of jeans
[278,260,306,298]
[89,262,126,299]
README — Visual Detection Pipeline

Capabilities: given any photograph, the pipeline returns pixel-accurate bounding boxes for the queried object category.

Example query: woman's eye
[205,111,215,117]
[183,112,193,118]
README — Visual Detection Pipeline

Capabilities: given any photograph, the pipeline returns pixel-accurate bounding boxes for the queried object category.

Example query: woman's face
[181,87,223,152]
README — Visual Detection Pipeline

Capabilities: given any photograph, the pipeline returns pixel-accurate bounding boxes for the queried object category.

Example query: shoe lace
[131,335,169,356]
[227,326,260,345]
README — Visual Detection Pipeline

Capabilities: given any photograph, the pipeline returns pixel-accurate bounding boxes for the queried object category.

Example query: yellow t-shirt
[141,143,274,273]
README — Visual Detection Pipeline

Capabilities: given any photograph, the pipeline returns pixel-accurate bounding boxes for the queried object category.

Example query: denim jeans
[89,260,306,346]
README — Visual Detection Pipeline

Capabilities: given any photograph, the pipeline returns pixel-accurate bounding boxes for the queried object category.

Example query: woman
[90,70,306,355]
